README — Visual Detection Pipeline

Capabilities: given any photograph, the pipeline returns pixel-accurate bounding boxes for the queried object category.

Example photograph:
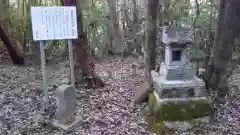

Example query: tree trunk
[122,1,133,55]
[131,0,140,55]
[0,0,24,65]
[205,0,240,99]
[106,17,114,55]
[157,2,164,63]
[162,0,170,24]
[107,0,125,54]
[0,25,24,65]
[144,0,158,84]
[64,0,105,88]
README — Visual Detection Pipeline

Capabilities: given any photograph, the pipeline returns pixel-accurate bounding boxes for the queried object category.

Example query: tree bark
[131,0,141,55]
[64,0,105,88]
[0,25,24,65]
[0,0,24,65]
[106,16,114,55]
[205,0,240,99]
[107,0,125,54]
[144,0,158,84]
[157,2,164,63]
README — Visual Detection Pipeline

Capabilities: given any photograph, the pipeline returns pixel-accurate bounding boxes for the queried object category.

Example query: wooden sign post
[30,6,78,109]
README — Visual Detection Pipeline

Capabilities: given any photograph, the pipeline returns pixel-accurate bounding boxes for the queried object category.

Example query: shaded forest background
[2,0,240,134]
[1,0,240,104]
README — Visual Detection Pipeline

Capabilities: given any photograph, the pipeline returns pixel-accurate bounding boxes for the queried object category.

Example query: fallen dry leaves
[1,53,240,135]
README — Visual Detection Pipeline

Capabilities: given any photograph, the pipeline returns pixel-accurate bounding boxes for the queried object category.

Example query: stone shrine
[52,85,82,131]
[148,25,213,132]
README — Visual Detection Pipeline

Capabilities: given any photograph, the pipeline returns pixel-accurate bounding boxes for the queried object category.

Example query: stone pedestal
[152,68,206,98]
[159,62,196,81]
[52,85,82,131]
[148,67,212,133]
[148,90,212,133]
[52,116,82,131]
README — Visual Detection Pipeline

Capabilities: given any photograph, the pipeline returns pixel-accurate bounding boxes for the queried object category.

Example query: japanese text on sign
[31,6,78,41]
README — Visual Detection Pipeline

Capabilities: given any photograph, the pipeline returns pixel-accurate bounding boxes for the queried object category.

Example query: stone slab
[163,116,210,131]
[148,91,213,122]
[52,116,82,131]
[133,81,151,104]
[152,91,210,106]
[159,62,196,80]
[151,91,211,112]
[152,70,205,88]
[161,87,195,98]
[147,91,212,133]
[151,70,206,97]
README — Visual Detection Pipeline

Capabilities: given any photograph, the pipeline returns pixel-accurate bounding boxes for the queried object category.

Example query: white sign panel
[31,6,78,41]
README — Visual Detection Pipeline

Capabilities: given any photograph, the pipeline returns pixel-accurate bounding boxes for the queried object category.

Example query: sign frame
[31,6,77,109]
[31,6,78,41]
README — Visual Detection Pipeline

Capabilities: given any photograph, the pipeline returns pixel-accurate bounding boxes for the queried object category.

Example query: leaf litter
[1,55,240,135]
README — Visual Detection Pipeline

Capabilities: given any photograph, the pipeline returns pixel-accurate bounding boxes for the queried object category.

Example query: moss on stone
[148,117,206,134]
[148,92,212,122]
[146,115,180,134]
[150,121,164,133]
[148,92,157,111]
[147,92,212,133]
[156,99,212,122]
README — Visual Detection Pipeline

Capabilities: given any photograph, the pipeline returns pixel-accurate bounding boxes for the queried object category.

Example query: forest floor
[1,51,240,135]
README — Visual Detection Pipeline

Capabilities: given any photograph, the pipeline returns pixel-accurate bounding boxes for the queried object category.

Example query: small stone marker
[138,56,145,69]
[131,63,138,76]
[52,84,82,131]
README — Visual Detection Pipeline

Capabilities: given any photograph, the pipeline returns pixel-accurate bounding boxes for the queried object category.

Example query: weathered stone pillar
[52,85,82,131]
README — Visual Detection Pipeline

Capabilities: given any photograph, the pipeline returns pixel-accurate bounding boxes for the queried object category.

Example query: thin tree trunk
[106,16,114,55]
[64,0,105,88]
[0,0,24,65]
[131,0,140,55]
[205,0,240,100]
[107,0,125,54]
[144,0,158,85]
[157,2,164,63]
[0,25,24,65]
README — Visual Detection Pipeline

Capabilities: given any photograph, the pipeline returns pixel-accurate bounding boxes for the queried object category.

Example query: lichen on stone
[148,92,157,111]
[155,99,212,121]
[147,92,213,133]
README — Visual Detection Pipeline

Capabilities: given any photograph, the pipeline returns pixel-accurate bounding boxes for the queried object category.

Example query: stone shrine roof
[162,26,194,45]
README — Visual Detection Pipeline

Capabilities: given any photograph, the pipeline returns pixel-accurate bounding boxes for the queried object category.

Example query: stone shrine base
[151,71,206,98]
[148,116,210,133]
[52,116,82,131]
[147,91,213,133]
